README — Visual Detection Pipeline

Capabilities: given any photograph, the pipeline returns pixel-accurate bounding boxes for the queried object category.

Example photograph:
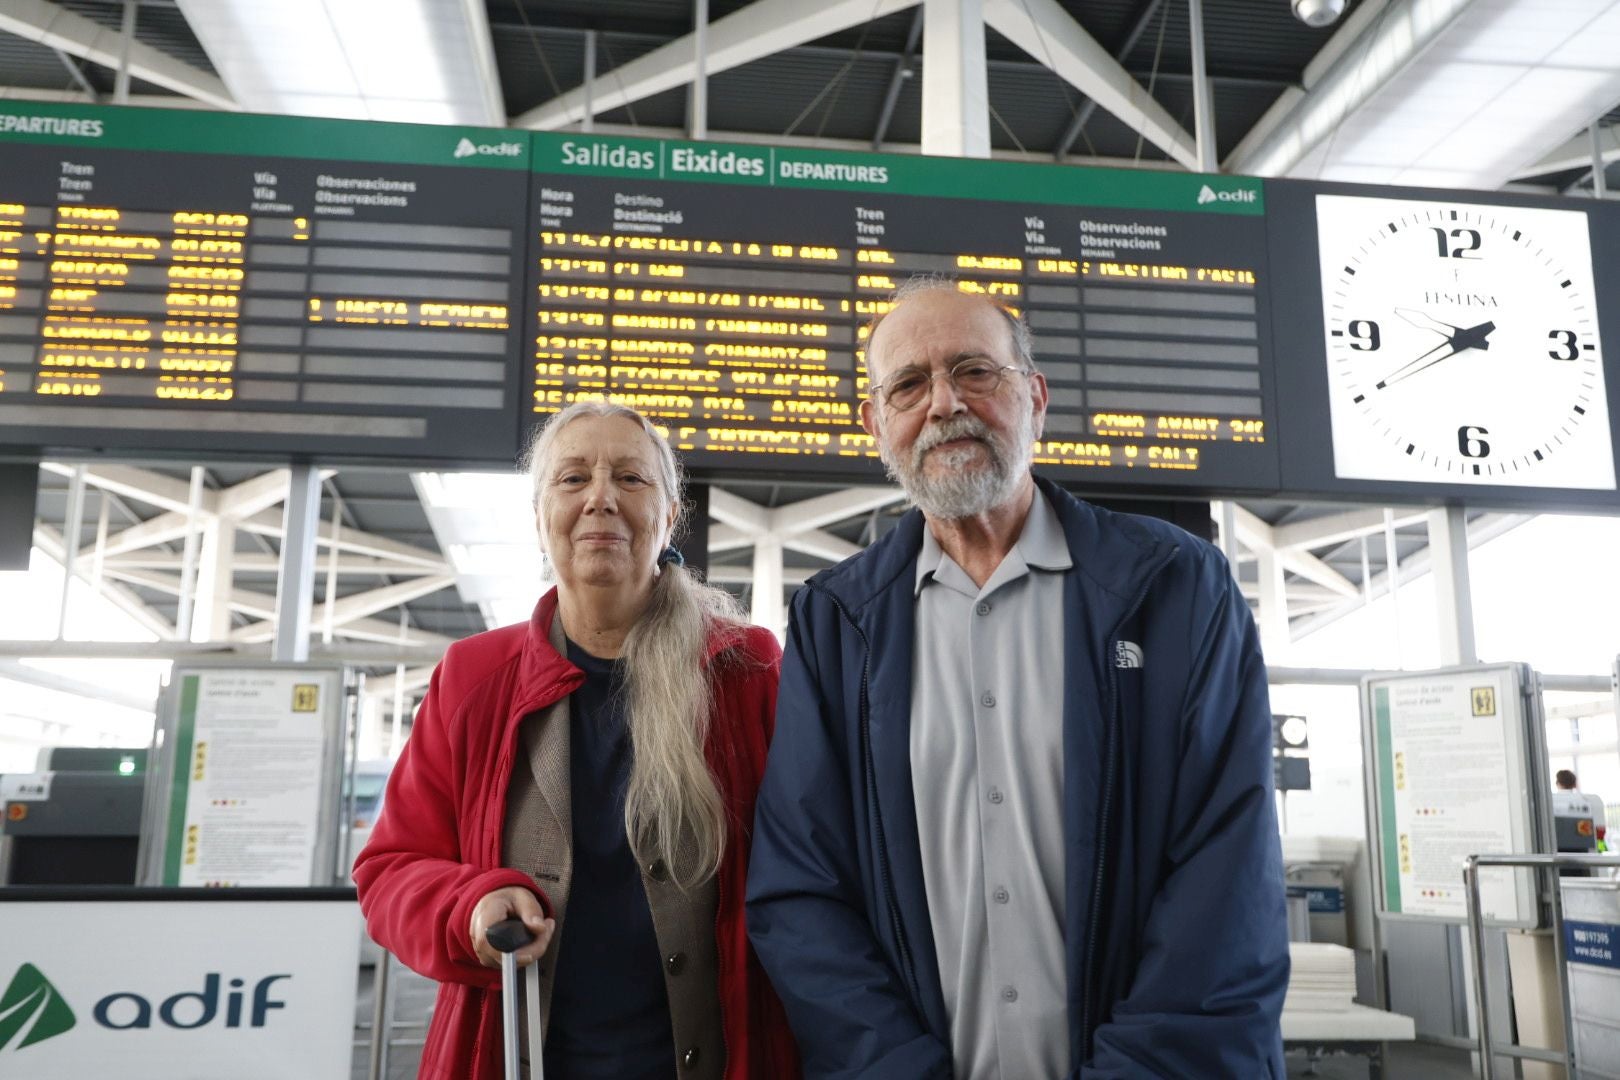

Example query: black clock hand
[1376,320,1496,389]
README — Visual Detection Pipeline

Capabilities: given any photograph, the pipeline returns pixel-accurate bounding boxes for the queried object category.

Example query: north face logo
[0,964,76,1051]
[1115,641,1143,669]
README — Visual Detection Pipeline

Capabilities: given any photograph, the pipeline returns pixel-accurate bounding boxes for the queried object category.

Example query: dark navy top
[542,640,673,1079]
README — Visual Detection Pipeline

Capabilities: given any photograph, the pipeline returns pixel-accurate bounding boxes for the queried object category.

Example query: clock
[1314,193,1615,490]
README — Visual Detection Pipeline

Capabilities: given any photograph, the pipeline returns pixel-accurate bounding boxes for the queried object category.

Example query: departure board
[0,104,528,463]
[9,104,1615,509]
[525,135,1280,491]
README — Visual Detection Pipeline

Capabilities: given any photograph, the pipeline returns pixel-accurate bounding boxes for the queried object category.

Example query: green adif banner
[0,101,1265,213]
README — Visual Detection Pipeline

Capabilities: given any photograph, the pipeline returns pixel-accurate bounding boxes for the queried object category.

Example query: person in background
[1555,769,1609,852]
[747,278,1289,1079]
[355,402,798,1080]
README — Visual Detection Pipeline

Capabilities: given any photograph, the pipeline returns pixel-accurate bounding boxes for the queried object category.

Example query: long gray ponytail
[524,402,746,888]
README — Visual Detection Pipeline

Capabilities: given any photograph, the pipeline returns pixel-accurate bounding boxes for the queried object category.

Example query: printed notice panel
[526,134,1282,489]
[0,102,527,464]
[163,669,341,887]
[1367,668,1539,926]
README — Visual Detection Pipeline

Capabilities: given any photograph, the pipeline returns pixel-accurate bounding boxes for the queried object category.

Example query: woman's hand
[469,885,556,969]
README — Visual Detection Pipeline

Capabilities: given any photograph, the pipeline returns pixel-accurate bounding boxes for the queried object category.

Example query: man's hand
[469,885,555,969]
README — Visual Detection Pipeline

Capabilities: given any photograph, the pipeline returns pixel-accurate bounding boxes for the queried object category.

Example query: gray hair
[521,402,745,889]
[863,274,1036,383]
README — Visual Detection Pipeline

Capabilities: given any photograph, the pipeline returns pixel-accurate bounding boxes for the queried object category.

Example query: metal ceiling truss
[513,0,1198,168]
[0,0,235,108]
[35,461,454,648]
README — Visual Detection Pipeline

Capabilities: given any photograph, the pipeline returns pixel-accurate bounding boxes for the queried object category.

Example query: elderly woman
[355,402,798,1080]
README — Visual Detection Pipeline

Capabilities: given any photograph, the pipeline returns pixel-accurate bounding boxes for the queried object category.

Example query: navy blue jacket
[746,478,1289,1078]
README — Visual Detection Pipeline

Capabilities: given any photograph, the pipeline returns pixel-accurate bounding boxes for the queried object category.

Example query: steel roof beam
[1053,0,1163,161]
[1230,505,1358,599]
[1513,125,1620,182]
[32,523,174,638]
[982,0,1197,170]
[873,7,924,150]
[0,0,236,109]
[1289,512,1530,642]
[513,0,921,130]
[1270,507,1429,553]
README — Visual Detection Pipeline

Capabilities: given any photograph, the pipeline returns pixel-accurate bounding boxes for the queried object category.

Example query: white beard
[879,402,1035,519]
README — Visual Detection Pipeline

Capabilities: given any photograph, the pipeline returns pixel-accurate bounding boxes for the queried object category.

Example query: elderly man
[746,279,1289,1079]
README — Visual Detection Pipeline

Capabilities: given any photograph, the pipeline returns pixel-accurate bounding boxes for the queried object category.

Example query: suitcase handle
[486,918,534,954]
[487,918,544,1080]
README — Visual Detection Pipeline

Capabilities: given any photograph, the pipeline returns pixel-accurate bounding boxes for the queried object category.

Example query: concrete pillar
[750,534,784,637]
[190,519,236,642]
[922,0,990,157]
[1426,506,1476,666]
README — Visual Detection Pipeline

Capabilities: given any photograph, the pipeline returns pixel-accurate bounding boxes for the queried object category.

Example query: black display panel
[524,135,1281,491]
[4,104,1618,513]
[0,106,528,464]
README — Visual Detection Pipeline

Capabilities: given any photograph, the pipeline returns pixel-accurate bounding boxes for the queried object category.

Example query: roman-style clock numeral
[1548,330,1578,361]
[1429,227,1481,259]
[1457,425,1491,459]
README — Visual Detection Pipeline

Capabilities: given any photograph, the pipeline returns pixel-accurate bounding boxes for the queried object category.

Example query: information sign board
[1362,664,1549,927]
[142,665,347,887]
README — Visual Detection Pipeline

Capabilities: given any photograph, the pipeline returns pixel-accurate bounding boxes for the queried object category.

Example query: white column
[1255,545,1290,660]
[272,465,322,663]
[750,534,785,637]
[56,464,86,639]
[1383,508,1405,667]
[113,0,136,104]
[1187,0,1217,172]
[173,466,206,642]
[89,492,110,594]
[1214,499,1239,583]
[582,30,597,134]
[922,0,990,157]
[1427,505,1477,665]
[690,0,709,139]
[190,519,236,642]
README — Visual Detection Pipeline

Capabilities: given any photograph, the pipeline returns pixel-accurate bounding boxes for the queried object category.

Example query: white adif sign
[159,668,343,886]
[0,898,359,1078]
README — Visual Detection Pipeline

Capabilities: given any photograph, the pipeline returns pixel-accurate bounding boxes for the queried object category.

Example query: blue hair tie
[658,545,685,568]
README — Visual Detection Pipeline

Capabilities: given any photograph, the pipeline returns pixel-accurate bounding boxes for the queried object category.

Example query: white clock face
[1316,194,1615,490]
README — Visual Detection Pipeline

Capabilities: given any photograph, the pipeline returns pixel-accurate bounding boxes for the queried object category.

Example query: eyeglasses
[873,358,1030,412]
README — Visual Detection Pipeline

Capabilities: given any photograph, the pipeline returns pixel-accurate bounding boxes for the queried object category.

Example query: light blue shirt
[910,488,1074,1080]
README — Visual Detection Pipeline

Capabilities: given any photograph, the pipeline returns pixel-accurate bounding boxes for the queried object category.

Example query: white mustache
[914,416,994,457]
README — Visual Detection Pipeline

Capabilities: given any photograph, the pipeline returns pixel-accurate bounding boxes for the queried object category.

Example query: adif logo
[1115,640,1144,669]
[454,137,523,159]
[0,964,76,1052]
[1197,184,1257,206]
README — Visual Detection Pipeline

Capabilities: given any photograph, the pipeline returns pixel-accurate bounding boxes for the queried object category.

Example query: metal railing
[1462,852,1620,1079]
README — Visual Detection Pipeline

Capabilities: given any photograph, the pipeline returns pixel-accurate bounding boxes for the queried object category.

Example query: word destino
[559,141,892,184]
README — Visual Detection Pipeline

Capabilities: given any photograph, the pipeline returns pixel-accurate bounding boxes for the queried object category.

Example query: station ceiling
[3,0,1613,653]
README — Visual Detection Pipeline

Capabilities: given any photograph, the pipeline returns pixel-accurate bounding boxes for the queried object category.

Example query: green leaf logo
[0,964,76,1051]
